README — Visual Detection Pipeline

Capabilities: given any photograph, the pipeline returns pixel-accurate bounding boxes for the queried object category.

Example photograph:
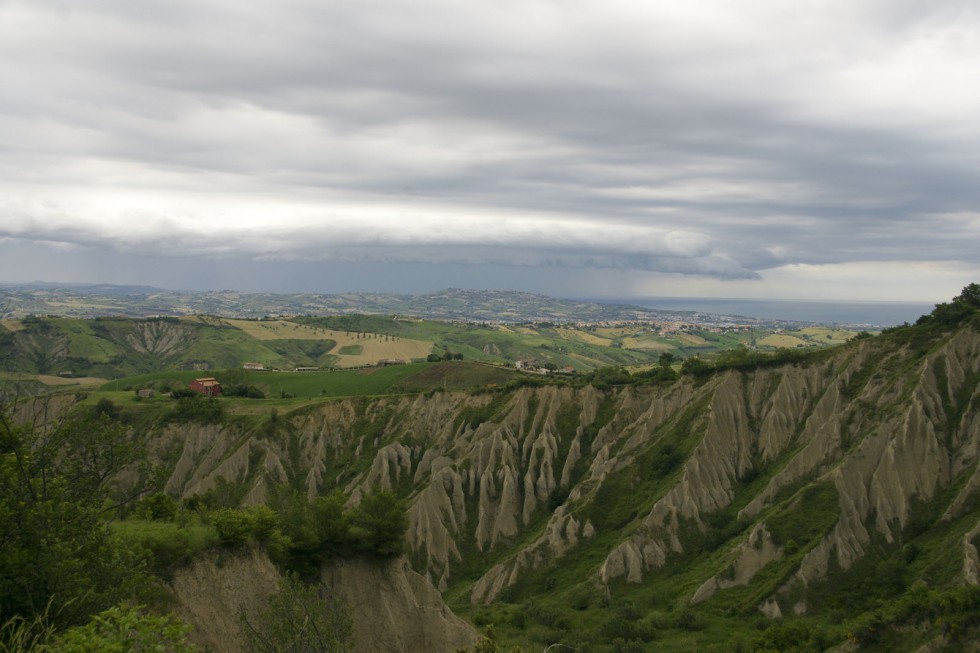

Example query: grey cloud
[0,199,755,278]
[1,0,979,293]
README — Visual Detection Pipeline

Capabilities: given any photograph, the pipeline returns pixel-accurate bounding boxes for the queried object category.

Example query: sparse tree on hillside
[241,573,353,653]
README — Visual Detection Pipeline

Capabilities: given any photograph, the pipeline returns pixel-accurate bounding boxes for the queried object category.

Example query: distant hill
[0,283,807,326]
[0,312,857,381]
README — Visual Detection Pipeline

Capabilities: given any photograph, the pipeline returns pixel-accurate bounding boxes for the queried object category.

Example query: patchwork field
[793,326,861,345]
[213,318,434,367]
[619,335,674,351]
[0,313,861,382]
[674,332,709,346]
[758,333,809,348]
[0,372,108,387]
[553,327,610,346]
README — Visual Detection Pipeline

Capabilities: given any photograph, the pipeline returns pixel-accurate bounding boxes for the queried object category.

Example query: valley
[1,289,978,651]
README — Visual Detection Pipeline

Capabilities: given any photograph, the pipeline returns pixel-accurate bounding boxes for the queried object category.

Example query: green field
[3,313,861,385]
[97,361,519,401]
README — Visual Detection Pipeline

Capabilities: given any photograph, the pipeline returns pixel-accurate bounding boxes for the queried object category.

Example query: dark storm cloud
[1,0,979,298]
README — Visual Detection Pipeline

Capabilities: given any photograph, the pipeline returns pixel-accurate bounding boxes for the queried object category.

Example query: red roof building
[189,377,222,397]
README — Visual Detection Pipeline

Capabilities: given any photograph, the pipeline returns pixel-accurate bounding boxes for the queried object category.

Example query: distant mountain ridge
[0,283,803,326]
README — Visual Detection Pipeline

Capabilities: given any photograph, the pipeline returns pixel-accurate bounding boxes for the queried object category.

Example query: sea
[614,298,937,328]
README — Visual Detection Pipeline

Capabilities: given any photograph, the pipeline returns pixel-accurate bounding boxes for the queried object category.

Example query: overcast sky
[2,0,979,302]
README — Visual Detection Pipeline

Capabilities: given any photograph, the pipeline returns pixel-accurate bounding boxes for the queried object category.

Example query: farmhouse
[188,377,222,396]
[242,361,266,370]
[377,358,406,366]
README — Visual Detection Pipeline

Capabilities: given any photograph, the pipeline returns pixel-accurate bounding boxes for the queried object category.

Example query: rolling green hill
[1,313,855,384]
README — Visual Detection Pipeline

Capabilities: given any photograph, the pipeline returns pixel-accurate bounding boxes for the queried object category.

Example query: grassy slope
[98,361,521,401]
[2,314,859,383]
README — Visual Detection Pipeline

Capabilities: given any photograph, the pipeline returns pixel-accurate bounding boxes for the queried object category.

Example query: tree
[275,491,351,567]
[923,283,980,326]
[954,282,980,308]
[348,491,408,557]
[681,356,710,377]
[0,404,148,628]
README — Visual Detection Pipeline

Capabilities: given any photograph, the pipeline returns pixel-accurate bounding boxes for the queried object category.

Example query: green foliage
[634,362,678,383]
[212,505,288,554]
[681,356,710,377]
[586,366,633,388]
[167,396,225,424]
[92,397,121,420]
[135,492,179,521]
[207,489,408,574]
[766,483,838,547]
[0,608,56,653]
[241,573,353,653]
[0,409,148,628]
[215,367,250,387]
[899,283,980,332]
[680,347,811,380]
[750,620,829,653]
[455,624,528,653]
[457,393,511,431]
[223,384,266,399]
[836,583,980,648]
[588,399,705,532]
[348,491,409,557]
[51,605,195,653]
[954,282,980,308]
[272,491,351,574]
[112,519,218,580]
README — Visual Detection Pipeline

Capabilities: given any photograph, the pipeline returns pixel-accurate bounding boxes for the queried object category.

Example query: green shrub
[224,384,266,399]
[0,610,56,652]
[113,520,218,579]
[348,491,408,557]
[135,493,178,521]
[51,605,195,653]
[274,491,351,571]
[673,608,706,631]
[167,396,225,424]
[211,506,287,550]
[212,509,255,546]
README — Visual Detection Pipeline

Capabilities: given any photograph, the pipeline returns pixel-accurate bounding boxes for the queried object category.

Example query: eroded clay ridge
[149,324,980,611]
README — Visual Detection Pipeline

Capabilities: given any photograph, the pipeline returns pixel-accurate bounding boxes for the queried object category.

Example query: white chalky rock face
[169,550,478,653]
[139,325,980,611]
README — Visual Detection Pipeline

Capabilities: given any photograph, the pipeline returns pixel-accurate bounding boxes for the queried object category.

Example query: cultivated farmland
[220,318,433,367]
